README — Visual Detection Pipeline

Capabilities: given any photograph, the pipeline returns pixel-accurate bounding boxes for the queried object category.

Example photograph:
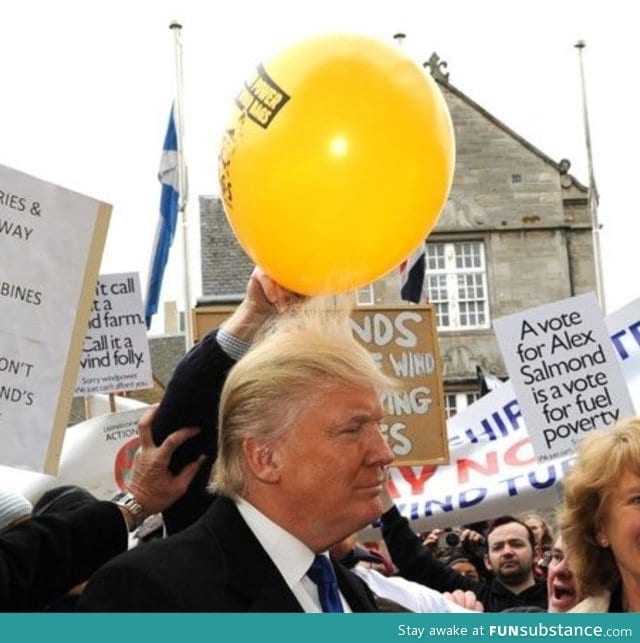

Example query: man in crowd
[380,484,547,611]
[78,299,396,611]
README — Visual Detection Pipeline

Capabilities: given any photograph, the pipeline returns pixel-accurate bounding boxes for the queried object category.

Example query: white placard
[0,163,110,473]
[75,273,153,396]
[53,408,147,499]
[493,292,634,462]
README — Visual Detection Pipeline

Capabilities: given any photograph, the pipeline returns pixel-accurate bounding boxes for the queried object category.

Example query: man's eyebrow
[490,537,527,546]
[331,411,384,428]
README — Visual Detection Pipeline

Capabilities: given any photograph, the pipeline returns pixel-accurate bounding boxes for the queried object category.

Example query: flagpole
[170,21,194,349]
[575,40,606,312]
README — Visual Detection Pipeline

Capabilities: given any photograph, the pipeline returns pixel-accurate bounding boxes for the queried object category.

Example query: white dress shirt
[236,498,351,612]
[352,565,475,613]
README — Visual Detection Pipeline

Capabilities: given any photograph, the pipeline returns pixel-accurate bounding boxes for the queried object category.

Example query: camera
[437,530,460,550]
[436,529,487,560]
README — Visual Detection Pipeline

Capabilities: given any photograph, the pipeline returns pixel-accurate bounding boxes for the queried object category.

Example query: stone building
[197,52,594,417]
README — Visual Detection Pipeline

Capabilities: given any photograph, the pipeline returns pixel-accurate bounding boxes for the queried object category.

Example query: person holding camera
[379,485,547,612]
[421,527,488,581]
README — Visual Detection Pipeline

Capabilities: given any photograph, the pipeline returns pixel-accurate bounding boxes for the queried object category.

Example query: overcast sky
[3,0,636,331]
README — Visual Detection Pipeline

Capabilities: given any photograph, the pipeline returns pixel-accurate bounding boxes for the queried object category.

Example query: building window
[356,284,374,305]
[444,391,480,418]
[425,241,489,330]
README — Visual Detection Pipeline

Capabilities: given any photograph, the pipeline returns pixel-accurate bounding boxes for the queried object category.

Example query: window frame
[424,240,490,331]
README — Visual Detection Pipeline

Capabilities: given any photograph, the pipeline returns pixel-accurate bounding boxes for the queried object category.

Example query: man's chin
[354,499,385,528]
[496,568,528,585]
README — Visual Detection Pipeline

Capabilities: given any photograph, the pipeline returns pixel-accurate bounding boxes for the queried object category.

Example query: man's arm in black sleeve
[151,329,235,533]
[0,502,127,611]
[151,268,303,535]
[380,505,480,594]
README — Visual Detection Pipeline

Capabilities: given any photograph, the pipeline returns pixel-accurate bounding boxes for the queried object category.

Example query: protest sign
[75,273,153,396]
[351,306,448,465]
[0,164,110,473]
[52,407,147,499]
[493,292,634,462]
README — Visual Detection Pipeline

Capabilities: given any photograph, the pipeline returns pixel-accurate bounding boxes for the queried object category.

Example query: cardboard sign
[351,306,448,465]
[493,292,634,462]
[192,305,237,342]
[0,163,110,473]
[75,273,153,396]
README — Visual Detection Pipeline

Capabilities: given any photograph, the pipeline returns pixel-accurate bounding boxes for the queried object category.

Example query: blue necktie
[307,555,344,613]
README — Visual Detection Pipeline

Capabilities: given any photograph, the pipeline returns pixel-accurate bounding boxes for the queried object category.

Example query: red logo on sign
[114,437,141,491]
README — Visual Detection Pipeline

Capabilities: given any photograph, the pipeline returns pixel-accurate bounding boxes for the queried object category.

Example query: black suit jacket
[78,496,378,612]
[1,501,127,612]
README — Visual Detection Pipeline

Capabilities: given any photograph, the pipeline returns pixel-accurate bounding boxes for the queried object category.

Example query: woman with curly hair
[559,417,640,612]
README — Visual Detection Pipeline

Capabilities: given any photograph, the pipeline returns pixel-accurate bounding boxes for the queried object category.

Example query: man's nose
[366,425,394,466]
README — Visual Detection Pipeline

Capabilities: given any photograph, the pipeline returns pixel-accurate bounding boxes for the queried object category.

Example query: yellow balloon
[218,33,455,295]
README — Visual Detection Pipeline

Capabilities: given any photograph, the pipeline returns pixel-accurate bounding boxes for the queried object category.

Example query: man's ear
[242,437,281,484]
[484,552,492,572]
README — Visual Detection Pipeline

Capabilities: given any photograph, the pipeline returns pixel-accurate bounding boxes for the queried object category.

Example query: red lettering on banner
[394,465,439,495]
[456,452,499,484]
[504,437,536,466]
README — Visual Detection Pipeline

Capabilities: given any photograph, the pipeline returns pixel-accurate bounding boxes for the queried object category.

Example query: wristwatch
[112,492,146,530]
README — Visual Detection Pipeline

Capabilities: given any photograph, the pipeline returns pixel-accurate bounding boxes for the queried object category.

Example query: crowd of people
[2,268,639,613]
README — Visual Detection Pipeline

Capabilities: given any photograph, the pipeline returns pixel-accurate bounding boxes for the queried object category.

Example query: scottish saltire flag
[144,108,179,329]
[399,243,426,303]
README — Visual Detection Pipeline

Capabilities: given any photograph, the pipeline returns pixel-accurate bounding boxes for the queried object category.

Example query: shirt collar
[236,497,317,590]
